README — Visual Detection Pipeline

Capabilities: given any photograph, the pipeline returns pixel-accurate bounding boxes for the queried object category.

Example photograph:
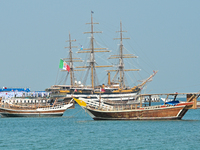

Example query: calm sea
[0,100,200,150]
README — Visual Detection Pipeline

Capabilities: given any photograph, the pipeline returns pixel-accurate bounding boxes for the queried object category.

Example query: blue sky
[0,0,200,94]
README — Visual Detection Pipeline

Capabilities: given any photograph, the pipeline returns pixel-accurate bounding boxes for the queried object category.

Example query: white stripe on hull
[66,93,138,101]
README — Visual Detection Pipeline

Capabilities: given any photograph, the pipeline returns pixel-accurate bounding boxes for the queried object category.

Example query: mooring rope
[63,108,83,121]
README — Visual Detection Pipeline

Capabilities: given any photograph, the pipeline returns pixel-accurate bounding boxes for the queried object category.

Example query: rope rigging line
[123,45,151,75]
[57,73,65,85]
[82,68,90,86]
[63,72,69,85]
[55,68,60,85]
[63,108,83,121]
[94,68,100,86]
[127,35,157,71]
[126,72,138,86]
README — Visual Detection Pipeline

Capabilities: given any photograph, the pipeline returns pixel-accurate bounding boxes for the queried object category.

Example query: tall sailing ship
[46,12,157,102]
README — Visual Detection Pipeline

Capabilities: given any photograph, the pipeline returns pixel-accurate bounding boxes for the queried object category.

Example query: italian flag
[59,59,70,72]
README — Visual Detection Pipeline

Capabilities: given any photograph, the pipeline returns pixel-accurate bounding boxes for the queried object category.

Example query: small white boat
[0,97,74,117]
[160,97,173,102]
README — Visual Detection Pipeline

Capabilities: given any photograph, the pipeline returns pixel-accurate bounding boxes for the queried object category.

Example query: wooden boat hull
[0,103,73,117]
[0,108,65,117]
[74,93,197,120]
[83,106,189,120]
[76,100,193,120]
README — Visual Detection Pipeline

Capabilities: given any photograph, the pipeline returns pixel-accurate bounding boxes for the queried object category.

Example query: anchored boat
[74,93,199,120]
[46,12,157,103]
[0,97,74,117]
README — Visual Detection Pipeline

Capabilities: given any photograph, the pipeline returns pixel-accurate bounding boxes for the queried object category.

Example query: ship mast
[63,33,83,87]
[76,11,113,89]
[119,21,125,88]
[68,33,75,86]
[90,12,95,89]
[108,21,140,89]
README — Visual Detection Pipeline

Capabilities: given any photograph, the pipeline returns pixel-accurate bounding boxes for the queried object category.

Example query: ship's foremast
[108,21,139,89]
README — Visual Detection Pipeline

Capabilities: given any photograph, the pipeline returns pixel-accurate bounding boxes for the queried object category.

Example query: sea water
[0,100,200,150]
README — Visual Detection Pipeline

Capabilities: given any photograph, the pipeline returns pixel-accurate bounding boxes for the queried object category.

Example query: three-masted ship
[46,12,157,103]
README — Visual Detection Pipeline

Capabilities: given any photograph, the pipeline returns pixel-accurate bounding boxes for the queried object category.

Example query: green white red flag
[59,59,70,72]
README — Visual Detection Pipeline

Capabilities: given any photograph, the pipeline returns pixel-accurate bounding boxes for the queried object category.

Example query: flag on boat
[59,59,64,69]
[66,64,70,72]
[59,59,70,72]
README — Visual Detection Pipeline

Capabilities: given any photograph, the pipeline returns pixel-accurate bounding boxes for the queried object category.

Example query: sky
[0,0,200,94]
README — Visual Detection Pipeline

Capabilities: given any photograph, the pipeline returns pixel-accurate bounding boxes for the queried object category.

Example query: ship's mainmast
[76,12,112,89]
[90,12,95,89]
